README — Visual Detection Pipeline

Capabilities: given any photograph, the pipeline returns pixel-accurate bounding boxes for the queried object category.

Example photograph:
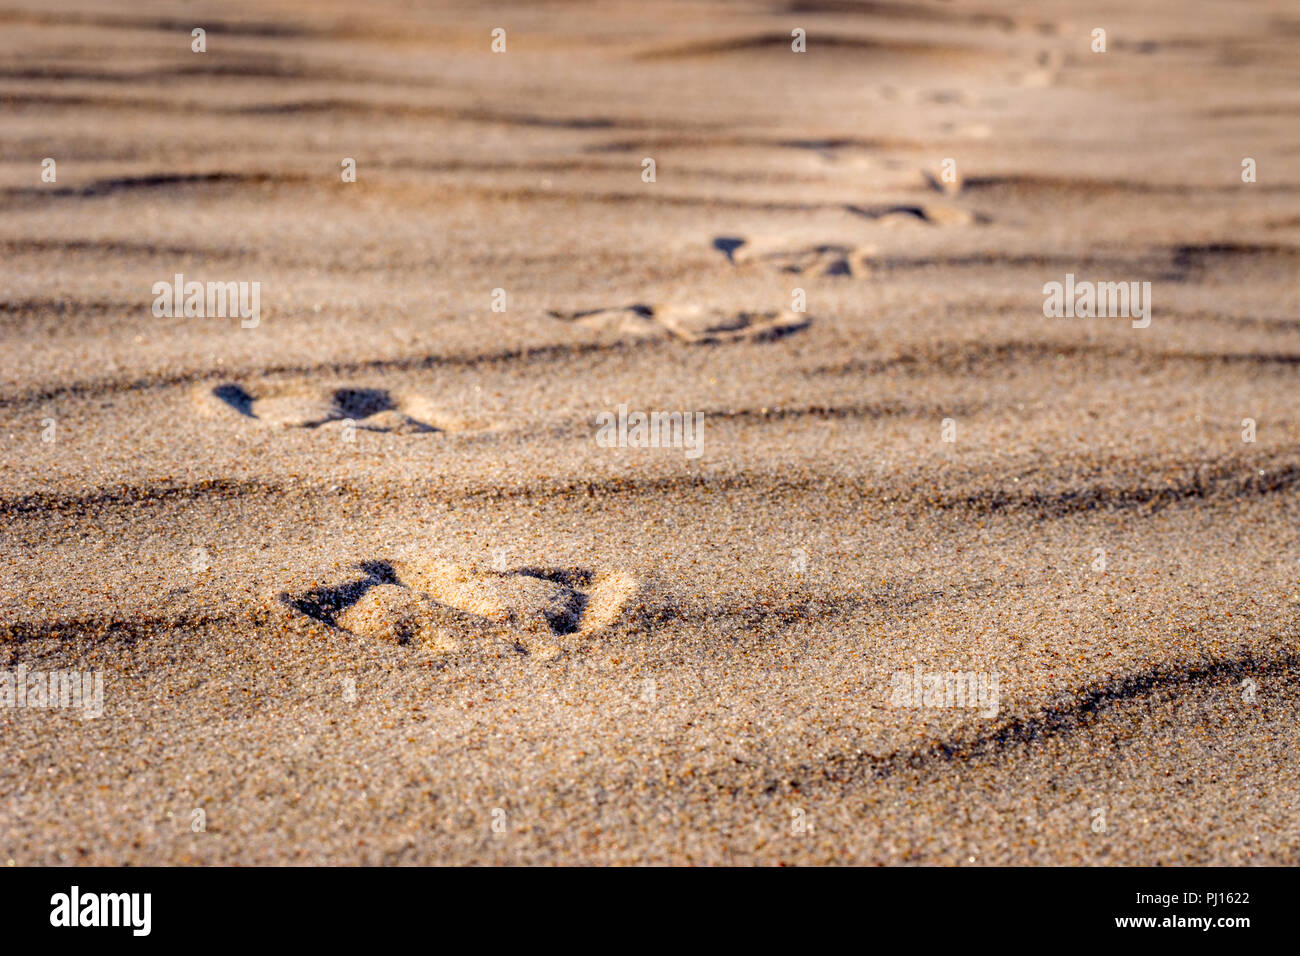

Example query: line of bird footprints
[196,223,971,433]
[280,559,638,657]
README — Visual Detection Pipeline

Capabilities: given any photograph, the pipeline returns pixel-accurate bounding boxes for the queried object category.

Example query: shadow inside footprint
[506,570,589,634]
[212,383,255,417]
[713,236,747,262]
[512,567,596,589]
[505,567,596,634]
[280,560,401,626]
[331,388,395,420]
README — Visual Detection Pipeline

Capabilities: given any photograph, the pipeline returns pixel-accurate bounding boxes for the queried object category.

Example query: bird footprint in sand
[712,201,980,278]
[846,202,977,226]
[280,558,638,656]
[546,303,809,343]
[715,237,879,277]
[200,382,486,434]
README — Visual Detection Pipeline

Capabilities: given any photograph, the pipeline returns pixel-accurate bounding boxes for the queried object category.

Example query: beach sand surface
[1,0,1298,864]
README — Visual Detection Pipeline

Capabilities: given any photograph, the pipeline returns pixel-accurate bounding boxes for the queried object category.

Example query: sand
[1,0,1298,865]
